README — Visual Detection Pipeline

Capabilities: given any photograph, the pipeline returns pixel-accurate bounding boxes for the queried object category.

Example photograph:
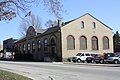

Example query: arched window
[80,36,87,50]
[19,44,21,51]
[27,43,30,50]
[93,22,96,29]
[44,39,48,51]
[32,42,35,52]
[51,38,56,46]
[23,44,26,51]
[67,35,75,50]
[103,36,109,49]
[38,40,41,51]
[92,36,98,50]
[32,42,35,49]
[81,21,84,29]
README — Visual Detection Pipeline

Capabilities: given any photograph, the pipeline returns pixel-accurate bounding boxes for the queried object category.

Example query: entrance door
[51,47,55,57]
[51,46,57,61]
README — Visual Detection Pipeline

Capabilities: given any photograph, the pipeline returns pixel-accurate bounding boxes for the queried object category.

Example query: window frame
[92,36,99,50]
[81,21,84,29]
[93,22,96,29]
[23,44,26,51]
[67,35,75,50]
[27,43,30,51]
[103,36,109,50]
[38,40,41,51]
[44,38,48,51]
[80,36,87,50]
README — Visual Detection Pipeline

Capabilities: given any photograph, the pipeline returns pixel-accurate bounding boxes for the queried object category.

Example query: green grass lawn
[0,70,33,80]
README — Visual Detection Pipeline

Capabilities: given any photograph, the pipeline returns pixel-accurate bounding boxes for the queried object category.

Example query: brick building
[13,13,113,61]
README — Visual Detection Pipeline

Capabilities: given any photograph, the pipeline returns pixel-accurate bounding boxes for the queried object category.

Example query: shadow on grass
[0,70,33,80]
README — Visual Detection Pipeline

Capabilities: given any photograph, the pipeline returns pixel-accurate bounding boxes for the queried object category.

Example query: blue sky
[0,0,120,44]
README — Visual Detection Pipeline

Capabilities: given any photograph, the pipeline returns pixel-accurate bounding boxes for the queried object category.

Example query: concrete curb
[63,62,120,67]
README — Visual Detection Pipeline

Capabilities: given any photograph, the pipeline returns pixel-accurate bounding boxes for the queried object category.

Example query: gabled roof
[36,26,60,37]
[63,13,112,30]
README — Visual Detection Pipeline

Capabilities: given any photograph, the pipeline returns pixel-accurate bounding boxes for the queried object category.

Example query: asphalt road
[0,61,120,80]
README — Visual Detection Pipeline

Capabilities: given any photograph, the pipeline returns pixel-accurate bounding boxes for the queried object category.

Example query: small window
[93,22,96,29]
[81,21,84,29]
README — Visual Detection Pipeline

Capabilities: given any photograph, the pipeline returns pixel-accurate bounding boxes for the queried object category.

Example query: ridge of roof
[35,29,47,34]
[64,13,89,25]
[37,26,60,36]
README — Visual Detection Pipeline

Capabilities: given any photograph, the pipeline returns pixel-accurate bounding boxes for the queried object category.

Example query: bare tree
[45,19,58,28]
[0,0,63,21]
[45,20,54,28]
[19,12,42,36]
[42,0,63,19]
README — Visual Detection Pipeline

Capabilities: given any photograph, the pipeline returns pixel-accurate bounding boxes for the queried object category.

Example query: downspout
[58,19,63,62]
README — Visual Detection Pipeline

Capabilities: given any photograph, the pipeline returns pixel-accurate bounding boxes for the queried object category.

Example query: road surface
[0,61,120,80]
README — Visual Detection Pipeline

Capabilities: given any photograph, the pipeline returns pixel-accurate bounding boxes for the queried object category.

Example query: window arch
[103,36,109,49]
[92,36,98,50]
[44,39,48,51]
[81,21,84,29]
[80,36,87,50]
[67,35,75,50]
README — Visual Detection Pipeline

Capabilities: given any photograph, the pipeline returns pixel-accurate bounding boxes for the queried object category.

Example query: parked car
[106,54,120,64]
[86,56,94,63]
[0,52,4,60]
[3,52,15,60]
[72,52,98,63]
[85,54,105,64]
[93,54,105,64]
[67,57,73,62]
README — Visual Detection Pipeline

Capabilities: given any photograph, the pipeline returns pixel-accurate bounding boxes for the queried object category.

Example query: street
[0,61,120,80]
